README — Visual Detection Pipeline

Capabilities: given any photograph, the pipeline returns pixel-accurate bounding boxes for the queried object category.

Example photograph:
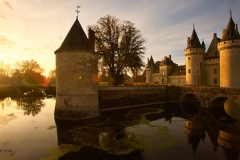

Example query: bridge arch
[181,93,201,115]
[181,93,200,103]
[209,97,228,108]
[209,97,239,123]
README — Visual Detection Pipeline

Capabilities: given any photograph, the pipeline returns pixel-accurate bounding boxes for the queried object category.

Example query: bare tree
[91,15,146,86]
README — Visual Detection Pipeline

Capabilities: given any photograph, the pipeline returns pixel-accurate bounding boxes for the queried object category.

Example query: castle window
[214,78,217,84]
[179,79,180,83]
[197,70,199,73]
[200,62,202,67]
[214,68,217,74]
[188,69,191,74]
[162,71,165,77]
[188,57,190,60]
[198,79,199,84]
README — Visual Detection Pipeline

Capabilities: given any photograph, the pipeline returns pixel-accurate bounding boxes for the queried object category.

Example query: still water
[0,97,240,160]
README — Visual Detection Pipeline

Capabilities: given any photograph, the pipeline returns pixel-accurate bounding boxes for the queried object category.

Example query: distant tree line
[0,59,55,86]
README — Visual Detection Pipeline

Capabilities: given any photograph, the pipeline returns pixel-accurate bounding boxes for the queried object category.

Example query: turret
[218,10,240,88]
[184,25,205,85]
[145,56,154,83]
[54,16,99,120]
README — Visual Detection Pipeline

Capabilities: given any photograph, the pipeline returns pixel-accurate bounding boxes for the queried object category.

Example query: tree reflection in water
[12,97,45,116]
[0,97,12,110]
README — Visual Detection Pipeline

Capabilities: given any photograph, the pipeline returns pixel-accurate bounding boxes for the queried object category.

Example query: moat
[0,97,240,160]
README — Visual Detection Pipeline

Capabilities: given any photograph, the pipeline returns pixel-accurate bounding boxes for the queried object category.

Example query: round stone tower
[145,56,154,83]
[54,17,99,120]
[218,13,240,88]
[145,67,152,83]
[184,26,205,85]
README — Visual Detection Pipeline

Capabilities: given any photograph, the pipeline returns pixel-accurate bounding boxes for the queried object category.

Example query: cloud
[0,36,16,48]
[22,47,40,54]
[3,1,14,11]
[0,14,6,20]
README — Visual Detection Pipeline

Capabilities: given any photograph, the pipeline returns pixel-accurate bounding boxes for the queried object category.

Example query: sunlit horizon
[0,0,240,76]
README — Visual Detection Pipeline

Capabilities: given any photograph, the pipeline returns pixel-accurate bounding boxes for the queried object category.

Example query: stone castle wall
[184,48,204,85]
[98,86,167,109]
[218,39,240,88]
[168,75,186,86]
[203,58,219,86]
[55,51,99,120]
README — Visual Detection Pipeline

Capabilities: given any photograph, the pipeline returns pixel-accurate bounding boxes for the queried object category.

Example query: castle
[146,12,240,88]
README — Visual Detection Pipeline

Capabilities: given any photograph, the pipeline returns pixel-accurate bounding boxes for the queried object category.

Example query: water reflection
[51,102,240,160]
[218,130,240,159]
[184,120,205,156]
[0,97,12,110]
[224,99,240,121]
[182,101,240,160]
[15,97,45,116]
[0,97,45,116]
[1,97,240,159]
[55,109,148,160]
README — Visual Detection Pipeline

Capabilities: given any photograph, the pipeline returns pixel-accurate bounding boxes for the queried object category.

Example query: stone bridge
[169,86,240,107]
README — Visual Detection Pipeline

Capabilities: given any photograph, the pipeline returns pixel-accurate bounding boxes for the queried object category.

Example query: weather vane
[193,23,195,29]
[230,8,232,17]
[76,5,81,19]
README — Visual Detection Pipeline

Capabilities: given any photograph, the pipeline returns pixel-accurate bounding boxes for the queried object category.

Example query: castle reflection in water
[0,97,240,159]
[56,100,240,160]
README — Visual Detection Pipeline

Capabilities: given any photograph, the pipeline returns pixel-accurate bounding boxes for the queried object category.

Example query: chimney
[213,33,217,38]
[88,28,95,52]
[222,29,225,38]
[169,55,171,60]
[187,37,190,46]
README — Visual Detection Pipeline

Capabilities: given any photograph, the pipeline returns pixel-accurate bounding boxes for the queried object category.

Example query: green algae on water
[138,109,164,125]
[53,107,181,156]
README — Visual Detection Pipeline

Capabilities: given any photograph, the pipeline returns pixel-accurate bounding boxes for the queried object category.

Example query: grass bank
[0,84,46,98]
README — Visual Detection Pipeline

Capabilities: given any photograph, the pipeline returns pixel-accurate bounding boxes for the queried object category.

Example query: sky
[0,0,240,76]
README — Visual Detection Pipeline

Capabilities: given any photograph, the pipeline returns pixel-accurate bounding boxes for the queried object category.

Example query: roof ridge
[222,14,240,41]
[55,19,89,53]
[186,28,204,49]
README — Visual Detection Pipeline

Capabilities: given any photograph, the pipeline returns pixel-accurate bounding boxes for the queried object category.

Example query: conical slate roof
[148,56,155,67]
[205,34,221,58]
[55,18,89,53]
[222,16,240,41]
[187,28,203,49]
